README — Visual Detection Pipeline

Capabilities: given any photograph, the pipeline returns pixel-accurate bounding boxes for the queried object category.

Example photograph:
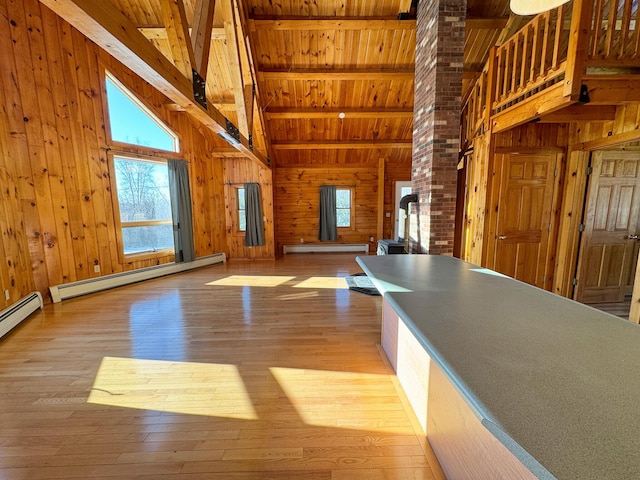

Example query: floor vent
[283,244,369,254]
[0,292,43,340]
[49,253,226,303]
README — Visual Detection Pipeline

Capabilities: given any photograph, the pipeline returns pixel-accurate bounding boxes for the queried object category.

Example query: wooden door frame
[482,147,564,289]
[572,149,640,303]
[553,129,640,322]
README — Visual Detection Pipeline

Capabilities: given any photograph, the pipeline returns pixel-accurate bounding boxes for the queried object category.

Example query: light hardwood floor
[0,254,439,480]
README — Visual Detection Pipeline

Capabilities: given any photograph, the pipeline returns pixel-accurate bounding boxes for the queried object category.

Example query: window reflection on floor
[129,290,185,360]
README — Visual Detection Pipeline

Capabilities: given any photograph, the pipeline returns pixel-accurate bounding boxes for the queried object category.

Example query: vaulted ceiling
[41,0,529,167]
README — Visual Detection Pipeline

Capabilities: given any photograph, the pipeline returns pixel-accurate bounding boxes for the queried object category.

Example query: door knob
[497,235,507,240]
[628,234,639,240]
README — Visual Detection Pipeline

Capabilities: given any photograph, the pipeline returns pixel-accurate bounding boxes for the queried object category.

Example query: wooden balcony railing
[462,0,640,141]
[587,0,640,66]
[493,3,571,113]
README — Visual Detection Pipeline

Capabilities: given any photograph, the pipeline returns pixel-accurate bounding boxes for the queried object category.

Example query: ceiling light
[510,0,570,15]
[338,112,346,119]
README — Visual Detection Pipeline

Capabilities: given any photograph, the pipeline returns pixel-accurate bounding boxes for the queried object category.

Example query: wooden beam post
[377,158,385,242]
[220,0,251,138]
[190,0,216,79]
[161,0,196,80]
[563,0,594,100]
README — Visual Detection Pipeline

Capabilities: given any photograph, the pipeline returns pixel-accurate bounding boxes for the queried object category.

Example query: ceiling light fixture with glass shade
[510,0,570,15]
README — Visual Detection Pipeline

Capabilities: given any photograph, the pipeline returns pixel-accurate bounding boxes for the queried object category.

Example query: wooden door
[576,151,640,303]
[492,153,560,290]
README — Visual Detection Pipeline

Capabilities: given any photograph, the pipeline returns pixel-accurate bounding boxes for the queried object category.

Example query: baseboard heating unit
[0,292,43,340]
[283,244,369,254]
[49,253,226,303]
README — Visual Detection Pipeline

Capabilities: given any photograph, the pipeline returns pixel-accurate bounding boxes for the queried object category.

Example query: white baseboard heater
[0,292,43,340]
[49,253,226,303]
[283,244,369,254]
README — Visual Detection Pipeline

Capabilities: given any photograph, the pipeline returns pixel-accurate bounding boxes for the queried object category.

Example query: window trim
[336,187,354,230]
[109,153,175,262]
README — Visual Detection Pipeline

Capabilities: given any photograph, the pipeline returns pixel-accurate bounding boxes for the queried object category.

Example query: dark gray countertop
[357,254,640,480]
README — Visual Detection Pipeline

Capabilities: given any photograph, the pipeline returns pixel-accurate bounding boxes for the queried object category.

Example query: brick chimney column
[410,0,466,254]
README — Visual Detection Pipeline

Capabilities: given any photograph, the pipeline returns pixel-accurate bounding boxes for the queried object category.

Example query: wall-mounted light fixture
[510,0,570,15]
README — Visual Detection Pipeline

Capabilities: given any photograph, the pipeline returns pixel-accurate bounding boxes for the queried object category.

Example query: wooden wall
[0,0,274,308]
[272,153,411,254]
[463,106,640,298]
[223,158,275,259]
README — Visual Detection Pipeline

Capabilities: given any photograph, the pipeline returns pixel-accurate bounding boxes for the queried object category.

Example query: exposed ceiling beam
[536,105,617,122]
[160,0,195,79]
[249,16,416,30]
[39,0,268,166]
[220,0,250,137]
[271,140,413,150]
[259,68,415,81]
[211,148,247,157]
[190,0,216,79]
[465,17,510,30]
[138,26,226,40]
[264,108,414,119]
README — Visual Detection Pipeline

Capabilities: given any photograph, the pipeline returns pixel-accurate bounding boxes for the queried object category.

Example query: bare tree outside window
[114,156,174,254]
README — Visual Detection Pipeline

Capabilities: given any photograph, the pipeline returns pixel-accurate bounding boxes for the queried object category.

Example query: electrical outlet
[94,265,101,273]
[300,238,305,243]
[4,289,9,301]
[385,212,391,217]
[369,236,374,242]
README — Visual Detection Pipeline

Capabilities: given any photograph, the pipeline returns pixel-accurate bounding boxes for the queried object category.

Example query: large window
[336,189,352,228]
[105,72,179,152]
[113,156,174,255]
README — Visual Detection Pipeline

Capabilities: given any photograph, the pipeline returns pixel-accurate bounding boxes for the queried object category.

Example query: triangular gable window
[105,72,179,152]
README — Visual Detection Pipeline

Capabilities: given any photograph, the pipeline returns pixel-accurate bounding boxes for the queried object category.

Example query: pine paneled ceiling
[49,0,522,167]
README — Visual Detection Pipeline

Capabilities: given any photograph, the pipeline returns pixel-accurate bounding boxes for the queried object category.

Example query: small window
[105,72,179,152]
[113,156,174,255]
[336,189,351,228]
[237,187,246,232]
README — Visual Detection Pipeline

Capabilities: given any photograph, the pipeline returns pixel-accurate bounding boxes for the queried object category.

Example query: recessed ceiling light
[338,112,346,119]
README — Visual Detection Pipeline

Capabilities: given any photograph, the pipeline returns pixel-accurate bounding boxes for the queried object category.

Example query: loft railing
[493,3,571,113]
[462,0,640,141]
[587,0,640,66]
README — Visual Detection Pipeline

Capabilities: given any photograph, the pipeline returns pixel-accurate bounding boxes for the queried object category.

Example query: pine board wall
[273,156,411,254]
[0,0,275,308]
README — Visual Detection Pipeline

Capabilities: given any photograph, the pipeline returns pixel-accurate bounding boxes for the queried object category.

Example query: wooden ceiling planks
[245,0,417,166]
[85,0,519,166]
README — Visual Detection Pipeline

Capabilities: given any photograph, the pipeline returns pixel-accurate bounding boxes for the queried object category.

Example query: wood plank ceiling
[45,0,526,168]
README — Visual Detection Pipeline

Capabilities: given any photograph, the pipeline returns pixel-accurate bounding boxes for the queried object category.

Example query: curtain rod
[225,182,257,186]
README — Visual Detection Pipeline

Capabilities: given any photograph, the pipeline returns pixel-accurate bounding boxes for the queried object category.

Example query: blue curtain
[319,185,337,241]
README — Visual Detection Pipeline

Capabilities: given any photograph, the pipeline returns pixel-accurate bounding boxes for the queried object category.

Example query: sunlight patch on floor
[270,367,414,434]
[293,276,348,289]
[206,275,296,287]
[88,357,257,419]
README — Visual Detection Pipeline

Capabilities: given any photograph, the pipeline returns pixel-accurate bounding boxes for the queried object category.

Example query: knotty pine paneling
[0,0,233,306]
[223,158,275,259]
[274,166,381,254]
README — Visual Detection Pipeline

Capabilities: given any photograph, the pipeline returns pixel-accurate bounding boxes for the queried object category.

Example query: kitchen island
[357,254,640,480]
